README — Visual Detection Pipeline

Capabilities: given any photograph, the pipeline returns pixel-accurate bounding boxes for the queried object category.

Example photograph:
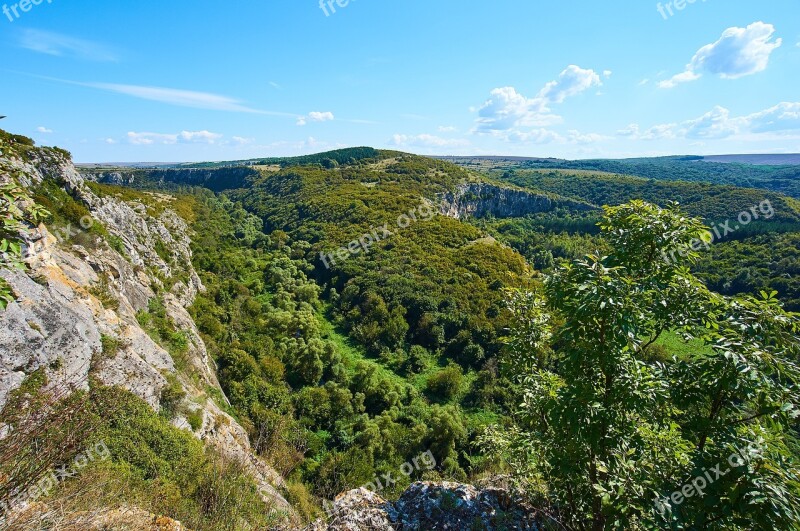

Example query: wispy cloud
[53,79,294,116]
[90,83,284,114]
[36,126,53,133]
[18,29,119,62]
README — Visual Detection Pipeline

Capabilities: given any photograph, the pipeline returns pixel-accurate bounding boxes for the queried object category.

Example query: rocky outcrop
[0,146,290,516]
[82,167,259,192]
[440,182,595,220]
[307,482,540,530]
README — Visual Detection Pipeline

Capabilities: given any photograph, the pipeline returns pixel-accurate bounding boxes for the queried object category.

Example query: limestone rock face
[307,482,540,530]
[0,145,290,514]
[439,182,595,220]
[83,166,259,192]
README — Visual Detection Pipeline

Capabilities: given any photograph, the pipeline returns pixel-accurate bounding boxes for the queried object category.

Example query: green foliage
[694,232,800,310]
[0,128,36,160]
[84,385,283,530]
[476,167,800,313]
[495,168,800,225]
[495,156,800,199]
[160,372,187,418]
[229,156,533,365]
[0,180,48,308]
[426,363,465,401]
[100,333,121,358]
[32,178,111,252]
[493,201,800,529]
[184,192,493,506]
[90,275,120,310]
[137,296,191,373]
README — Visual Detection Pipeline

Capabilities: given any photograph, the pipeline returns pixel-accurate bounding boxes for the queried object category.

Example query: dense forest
[449,156,800,198]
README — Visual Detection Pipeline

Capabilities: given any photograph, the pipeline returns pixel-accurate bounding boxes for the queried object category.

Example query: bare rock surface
[439,182,595,220]
[307,482,540,530]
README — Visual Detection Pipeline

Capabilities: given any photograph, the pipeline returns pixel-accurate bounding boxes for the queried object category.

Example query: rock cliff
[0,144,290,517]
[440,182,595,219]
[83,167,259,192]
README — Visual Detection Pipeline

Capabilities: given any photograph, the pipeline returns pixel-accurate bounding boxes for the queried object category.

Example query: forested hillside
[447,156,800,198]
[464,166,800,311]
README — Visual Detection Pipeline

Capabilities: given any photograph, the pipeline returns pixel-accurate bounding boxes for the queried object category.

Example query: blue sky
[1,0,799,162]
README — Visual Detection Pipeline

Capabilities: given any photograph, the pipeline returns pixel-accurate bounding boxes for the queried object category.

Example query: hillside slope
[0,131,293,529]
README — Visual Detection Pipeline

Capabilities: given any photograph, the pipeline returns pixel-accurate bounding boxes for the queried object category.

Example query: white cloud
[625,102,800,141]
[232,136,254,145]
[660,22,782,88]
[638,78,650,86]
[36,126,53,133]
[297,111,335,126]
[18,29,119,62]
[537,65,603,104]
[682,106,739,139]
[617,124,640,137]
[474,65,603,138]
[745,102,800,133]
[104,138,117,144]
[603,70,613,78]
[641,124,678,140]
[179,130,223,143]
[389,134,469,148]
[438,126,458,132]
[659,70,701,89]
[126,130,223,145]
[475,86,558,131]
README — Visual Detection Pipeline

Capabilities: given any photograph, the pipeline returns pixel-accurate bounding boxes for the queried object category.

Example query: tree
[493,201,800,530]
[426,363,464,401]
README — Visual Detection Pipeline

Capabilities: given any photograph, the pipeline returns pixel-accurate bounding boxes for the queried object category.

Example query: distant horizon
[70,151,800,167]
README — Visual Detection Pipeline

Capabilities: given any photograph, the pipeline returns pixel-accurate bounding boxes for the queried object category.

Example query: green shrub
[426,364,464,401]
[90,277,120,310]
[100,334,121,358]
[159,373,186,418]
